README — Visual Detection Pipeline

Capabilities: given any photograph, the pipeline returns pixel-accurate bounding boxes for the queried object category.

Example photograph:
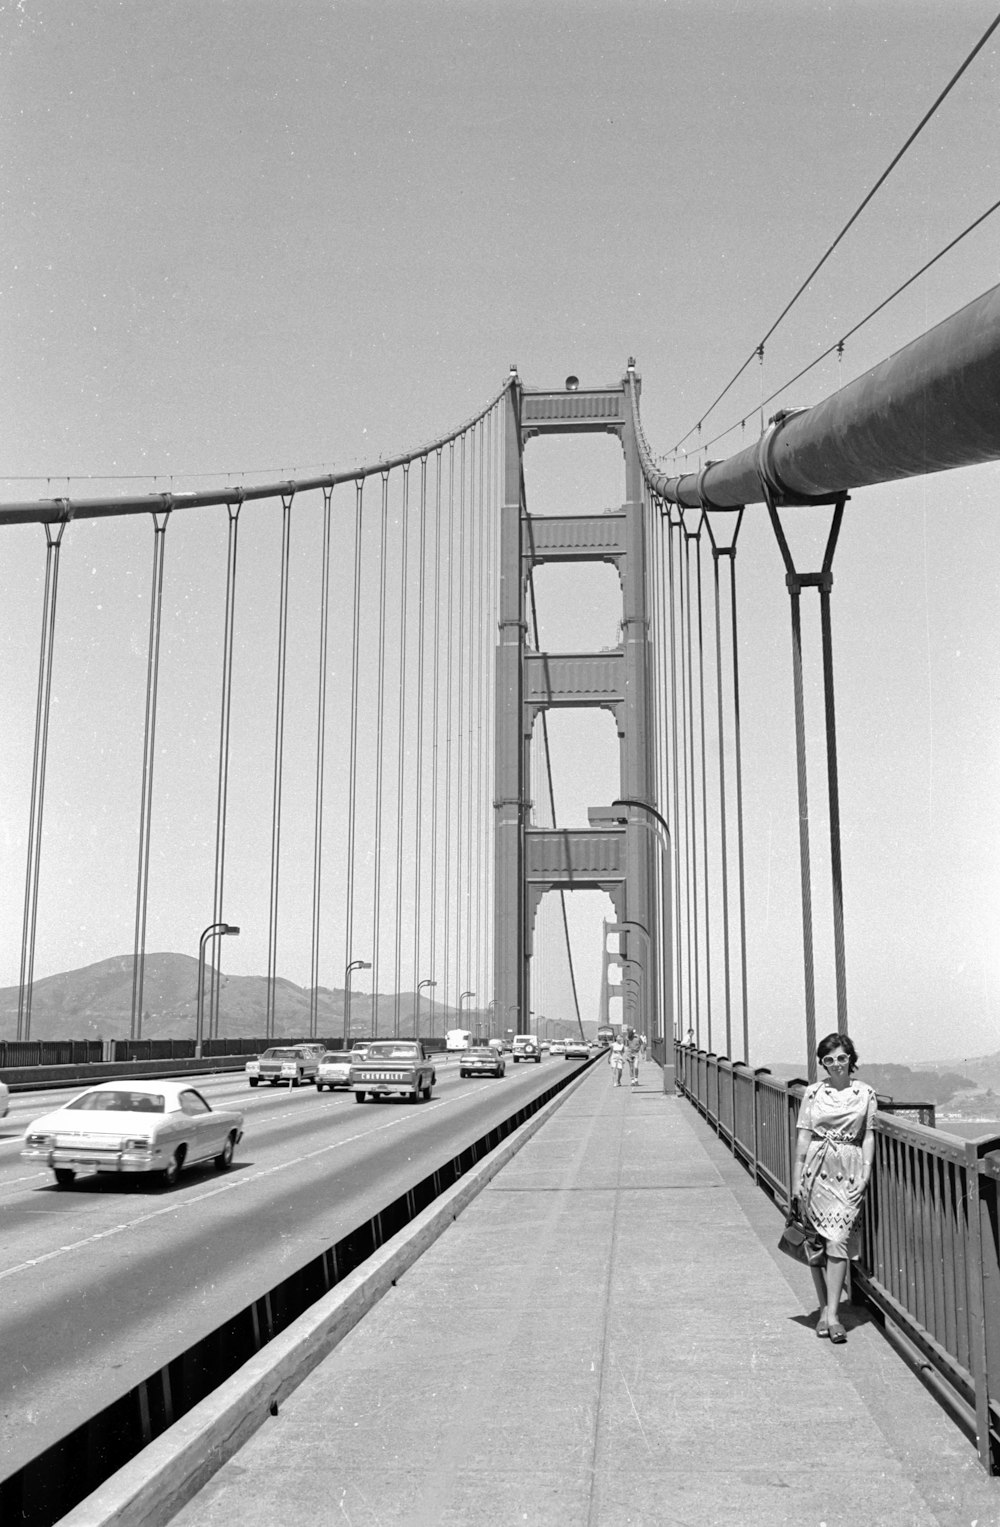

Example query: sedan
[317,1050,358,1091]
[21,1080,244,1189]
[563,1039,590,1060]
[459,1046,506,1078]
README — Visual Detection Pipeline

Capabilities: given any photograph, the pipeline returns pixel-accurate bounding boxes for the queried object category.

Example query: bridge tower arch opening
[494,369,670,1046]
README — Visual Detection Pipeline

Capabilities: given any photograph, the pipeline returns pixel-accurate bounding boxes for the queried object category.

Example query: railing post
[966,1140,996,1471]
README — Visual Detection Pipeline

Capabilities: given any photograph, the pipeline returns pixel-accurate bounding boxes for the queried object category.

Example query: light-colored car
[512,1034,541,1064]
[550,1040,566,1057]
[317,1050,359,1091]
[563,1039,590,1060]
[21,1079,244,1190]
[246,1045,320,1088]
[351,1040,436,1103]
[459,1046,506,1079]
[0,1078,9,1119]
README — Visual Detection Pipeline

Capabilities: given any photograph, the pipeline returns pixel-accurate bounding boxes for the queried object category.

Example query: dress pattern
[796,1079,877,1260]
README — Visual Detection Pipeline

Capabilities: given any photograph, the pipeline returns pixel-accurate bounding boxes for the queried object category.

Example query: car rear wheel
[162,1148,184,1188]
[354,1090,366,1103]
[248,1077,259,1087]
[410,1089,422,1104]
[215,1132,237,1171]
[422,1083,433,1101]
[291,1077,299,1088]
[54,1168,75,1188]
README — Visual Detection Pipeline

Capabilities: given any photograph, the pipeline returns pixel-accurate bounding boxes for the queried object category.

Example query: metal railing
[674,1041,1000,1473]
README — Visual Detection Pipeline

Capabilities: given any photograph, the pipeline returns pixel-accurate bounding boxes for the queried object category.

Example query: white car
[21,1079,244,1189]
[0,1079,9,1119]
[550,1041,566,1057]
[512,1034,541,1064]
[317,1050,358,1091]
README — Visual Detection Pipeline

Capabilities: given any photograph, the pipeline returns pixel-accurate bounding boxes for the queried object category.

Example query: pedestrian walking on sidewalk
[626,1029,642,1085]
[609,1034,626,1086]
[790,1032,877,1345]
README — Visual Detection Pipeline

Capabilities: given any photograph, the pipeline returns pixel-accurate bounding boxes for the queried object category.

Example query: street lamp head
[224,925,240,936]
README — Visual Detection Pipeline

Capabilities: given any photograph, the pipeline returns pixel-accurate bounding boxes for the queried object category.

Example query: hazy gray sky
[2,0,999,1066]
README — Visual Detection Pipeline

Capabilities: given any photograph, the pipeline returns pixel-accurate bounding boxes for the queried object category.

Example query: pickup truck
[246,1046,319,1088]
[350,1040,436,1103]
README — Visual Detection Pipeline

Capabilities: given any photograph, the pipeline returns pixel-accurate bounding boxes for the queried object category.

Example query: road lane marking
[0,1082,499,1284]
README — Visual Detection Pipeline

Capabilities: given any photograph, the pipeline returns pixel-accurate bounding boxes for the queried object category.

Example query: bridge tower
[494,370,667,1041]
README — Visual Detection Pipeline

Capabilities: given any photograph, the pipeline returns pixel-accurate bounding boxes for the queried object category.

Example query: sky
[2,0,1000,1066]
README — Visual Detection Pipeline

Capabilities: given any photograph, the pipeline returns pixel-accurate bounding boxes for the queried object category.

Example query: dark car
[459,1046,506,1079]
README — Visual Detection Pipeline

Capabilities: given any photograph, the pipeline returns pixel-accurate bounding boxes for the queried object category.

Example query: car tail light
[122,1138,154,1152]
[26,1132,54,1148]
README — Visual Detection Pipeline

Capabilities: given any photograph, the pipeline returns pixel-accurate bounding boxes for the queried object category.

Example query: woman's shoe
[816,1314,829,1338]
[828,1320,847,1344]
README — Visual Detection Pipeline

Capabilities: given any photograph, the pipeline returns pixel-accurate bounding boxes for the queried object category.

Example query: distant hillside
[0,954,472,1042]
[763,1058,977,1107]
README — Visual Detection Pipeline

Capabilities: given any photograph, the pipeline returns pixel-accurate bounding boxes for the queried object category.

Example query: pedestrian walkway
[170,1060,1000,1527]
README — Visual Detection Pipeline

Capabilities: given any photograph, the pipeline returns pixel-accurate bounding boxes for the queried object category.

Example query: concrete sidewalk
[170,1062,1000,1527]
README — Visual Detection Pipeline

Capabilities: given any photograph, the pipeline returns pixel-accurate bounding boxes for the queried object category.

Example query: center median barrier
[2,1052,603,1527]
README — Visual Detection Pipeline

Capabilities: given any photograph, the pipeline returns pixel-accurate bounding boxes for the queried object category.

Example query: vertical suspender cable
[344,480,366,1022]
[684,522,702,1047]
[695,522,713,1051]
[429,451,443,1035]
[371,471,391,1037]
[678,516,697,1044]
[309,487,334,1040]
[442,443,456,1017]
[265,492,294,1040]
[473,421,486,1003]
[821,566,849,1032]
[210,501,242,1041]
[666,507,684,1043]
[393,466,411,1036]
[727,537,751,1065]
[455,435,468,1004]
[131,509,170,1040]
[709,534,733,1058]
[413,456,429,1029]
[17,520,67,1042]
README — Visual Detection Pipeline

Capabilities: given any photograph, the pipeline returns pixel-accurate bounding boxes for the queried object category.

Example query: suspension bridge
[3,280,1000,1523]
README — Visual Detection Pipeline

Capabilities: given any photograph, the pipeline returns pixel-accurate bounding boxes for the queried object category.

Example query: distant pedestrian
[608,1035,625,1087]
[791,1032,877,1344]
[639,1033,648,1060]
[626,1028,642,1085]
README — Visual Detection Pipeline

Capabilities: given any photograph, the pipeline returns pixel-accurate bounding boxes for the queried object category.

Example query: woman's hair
[816,1031,859,1073]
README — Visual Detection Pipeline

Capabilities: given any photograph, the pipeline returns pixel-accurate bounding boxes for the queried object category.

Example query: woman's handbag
[778,1211,826,1268]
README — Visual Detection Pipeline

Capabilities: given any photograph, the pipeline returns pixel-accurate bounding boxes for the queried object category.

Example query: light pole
[416,978,437,1041]
[459,990,475,1036]
[344,959,371,1048]
[196,922,239,1059]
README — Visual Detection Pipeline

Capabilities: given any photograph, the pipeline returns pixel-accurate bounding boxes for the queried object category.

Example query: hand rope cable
[17,520,67,1042]
[370,471,392,1037]
[695,194,1000,458]
[669,9,1000,455]
[265,492,294,1041]
[309,487,334,1040]
[412,456,430,1033]
[428,450,444,1036]
[210,500,242,1040]
[131,508,171,1040]
[694,519,714,1053]
[343,480,366,1045]
[392,466,411,1037]
[441,442,456,1017]
[525,563,585,1036]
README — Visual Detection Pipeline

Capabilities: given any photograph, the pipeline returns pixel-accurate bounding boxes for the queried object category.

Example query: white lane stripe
[0,1082,493,1284]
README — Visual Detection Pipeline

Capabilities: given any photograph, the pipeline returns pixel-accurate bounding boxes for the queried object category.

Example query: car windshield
[321,1052,349,1064]
[466,1048,492,1056]
[262,1049,300,1060]
[67,1090,165,1113]
[365,1043,419,1059]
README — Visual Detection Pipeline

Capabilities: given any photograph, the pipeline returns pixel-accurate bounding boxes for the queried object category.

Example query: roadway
[0,1052,588,1483]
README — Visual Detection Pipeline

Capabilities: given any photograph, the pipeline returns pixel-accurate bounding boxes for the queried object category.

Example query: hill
[0,954,471,1042]
[762,1059,978,1107]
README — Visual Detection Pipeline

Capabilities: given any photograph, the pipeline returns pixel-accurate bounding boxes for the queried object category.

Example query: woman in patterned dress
[790,1033,877,1344]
